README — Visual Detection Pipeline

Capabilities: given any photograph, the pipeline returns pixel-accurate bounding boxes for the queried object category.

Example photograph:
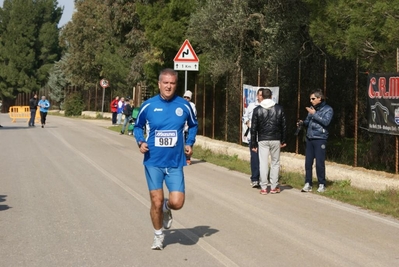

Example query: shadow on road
[0,125,56,130]
[163,225,219,247]
[0,125,30,130]
[0,195,11,211]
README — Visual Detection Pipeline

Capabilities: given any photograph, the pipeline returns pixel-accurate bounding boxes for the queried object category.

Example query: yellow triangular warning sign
[174,39,199,62]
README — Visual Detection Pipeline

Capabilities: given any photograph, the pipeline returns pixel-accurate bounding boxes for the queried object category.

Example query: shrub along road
[1,114,398,266]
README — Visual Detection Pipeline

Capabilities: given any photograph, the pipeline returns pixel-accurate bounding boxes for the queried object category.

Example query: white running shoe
[301,183,312,192]
[163,199,173,229]
[317,184,326,193]
[151,234,164,250]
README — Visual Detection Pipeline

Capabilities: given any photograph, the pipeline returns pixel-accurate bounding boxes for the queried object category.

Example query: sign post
[100,79,109,116]
[173,39,199,91]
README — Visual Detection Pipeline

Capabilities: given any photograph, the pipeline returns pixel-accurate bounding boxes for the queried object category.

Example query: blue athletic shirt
[134,94,198,168]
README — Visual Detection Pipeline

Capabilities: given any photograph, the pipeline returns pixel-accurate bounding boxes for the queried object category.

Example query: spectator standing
[120,98,133,135]
[250,88,287,195]
[183,90,197,165]
[117,97,125,125]
[242,88,264,188]
[29,94,38,127]
[38,96,50,128]
[133,68,198,250]
[110,96,119,125]
[300,89,333,193]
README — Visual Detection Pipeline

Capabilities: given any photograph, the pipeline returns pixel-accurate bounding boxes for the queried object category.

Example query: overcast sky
[0,0,74,27]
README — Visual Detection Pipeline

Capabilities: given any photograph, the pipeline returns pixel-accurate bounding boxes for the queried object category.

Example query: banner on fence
[368,73,399,135]
[242,84,279,143]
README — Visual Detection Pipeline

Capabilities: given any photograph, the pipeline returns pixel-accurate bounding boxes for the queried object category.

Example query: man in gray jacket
[250,88,287,195]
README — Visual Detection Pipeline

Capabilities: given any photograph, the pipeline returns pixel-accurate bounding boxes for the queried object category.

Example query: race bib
[155,130,178,147]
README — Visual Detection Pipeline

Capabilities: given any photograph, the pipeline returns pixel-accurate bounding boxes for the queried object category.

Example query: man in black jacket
[120,97,134,135]
[250,88,287,195]
[29,94,38,127]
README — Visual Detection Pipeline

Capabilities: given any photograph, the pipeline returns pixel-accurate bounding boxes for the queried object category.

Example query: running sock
[154,229,163,236]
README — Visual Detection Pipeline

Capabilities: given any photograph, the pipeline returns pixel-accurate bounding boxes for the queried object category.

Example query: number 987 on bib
[155,130,178,147]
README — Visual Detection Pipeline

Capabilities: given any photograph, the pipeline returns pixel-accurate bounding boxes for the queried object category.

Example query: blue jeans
[249,144,260,182]
[305,138,327,186]
[117,113,122,124]
[29,109,36,126]
[121,115,131,133]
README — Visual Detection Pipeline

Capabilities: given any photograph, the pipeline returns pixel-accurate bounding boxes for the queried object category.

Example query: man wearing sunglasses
[298,89,333,193]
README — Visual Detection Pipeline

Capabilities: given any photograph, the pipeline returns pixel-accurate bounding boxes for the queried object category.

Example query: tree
[47,53,71,107]
[0,0,62,100]
[304,0,399,72]
[60,0,145,95]
[59,0,110,89]
[136,0,198,89]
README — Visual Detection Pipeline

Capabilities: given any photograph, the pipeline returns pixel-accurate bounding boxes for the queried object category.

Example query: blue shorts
[144,166,185,193]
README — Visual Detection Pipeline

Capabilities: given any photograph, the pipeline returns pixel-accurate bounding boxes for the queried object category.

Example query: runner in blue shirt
[134,68,198,250]
[38,96,50,128]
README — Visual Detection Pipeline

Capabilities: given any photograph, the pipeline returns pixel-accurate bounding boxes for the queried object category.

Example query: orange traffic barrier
[9,106,40,123]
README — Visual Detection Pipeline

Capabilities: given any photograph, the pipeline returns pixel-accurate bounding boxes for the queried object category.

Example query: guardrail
[9,106,40,123]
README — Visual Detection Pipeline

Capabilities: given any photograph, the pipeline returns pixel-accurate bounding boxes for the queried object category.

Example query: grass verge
[193,145,399,219]
[105,123,399,219]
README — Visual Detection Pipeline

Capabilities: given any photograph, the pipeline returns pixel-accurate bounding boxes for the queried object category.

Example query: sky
[0,0,75,27]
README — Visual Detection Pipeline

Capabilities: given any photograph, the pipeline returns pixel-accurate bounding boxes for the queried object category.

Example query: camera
[294,121,303,136]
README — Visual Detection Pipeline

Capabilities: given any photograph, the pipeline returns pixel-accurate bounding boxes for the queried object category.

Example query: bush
[63,92,85,117]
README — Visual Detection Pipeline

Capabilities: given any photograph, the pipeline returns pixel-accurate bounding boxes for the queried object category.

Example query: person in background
[120,97,133,135]
[38,96,50,128]
[29,94,38,127]
[251,88,287,195]
[300,89,333,193]
[242,88,264,188]
[110,96,119,125]
[133,68,198,250]
[117,97,125,125]
[183,90,197,165]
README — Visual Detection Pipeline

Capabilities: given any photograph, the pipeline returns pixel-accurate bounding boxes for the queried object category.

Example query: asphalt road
[1,114,399,267]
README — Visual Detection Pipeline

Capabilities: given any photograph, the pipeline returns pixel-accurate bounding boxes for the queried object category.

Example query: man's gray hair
[159,68,178,81]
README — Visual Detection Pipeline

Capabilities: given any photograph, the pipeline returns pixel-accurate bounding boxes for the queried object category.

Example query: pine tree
[0,0,62,101]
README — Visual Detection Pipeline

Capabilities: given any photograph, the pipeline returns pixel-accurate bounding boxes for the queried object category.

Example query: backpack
[132,107,140,120]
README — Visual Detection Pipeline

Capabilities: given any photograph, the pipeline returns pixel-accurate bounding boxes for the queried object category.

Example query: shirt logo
[154,108,163,112]
[175,107,183,116]
[155,130,177,137]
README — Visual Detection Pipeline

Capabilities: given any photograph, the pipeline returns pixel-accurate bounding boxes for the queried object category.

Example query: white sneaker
[301,183,312,192]
[317,184,326,193]
[163,199,173,229]
[151,234,164,250]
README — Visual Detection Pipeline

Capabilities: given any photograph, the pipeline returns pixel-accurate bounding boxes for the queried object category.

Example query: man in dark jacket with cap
[29,94,38,127]
[120,97,133,135]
